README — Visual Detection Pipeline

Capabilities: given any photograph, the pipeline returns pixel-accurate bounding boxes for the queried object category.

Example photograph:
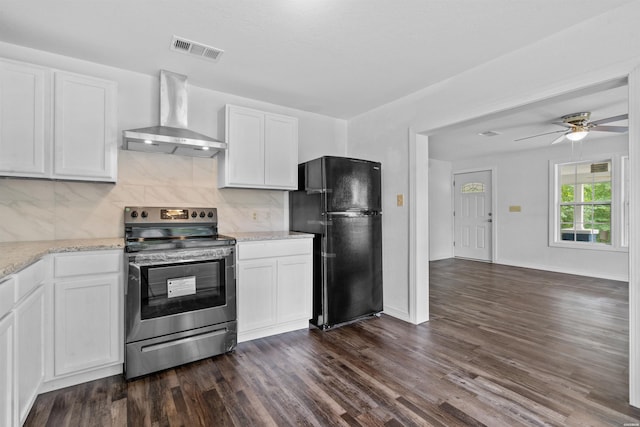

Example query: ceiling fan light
[566,130,589,141]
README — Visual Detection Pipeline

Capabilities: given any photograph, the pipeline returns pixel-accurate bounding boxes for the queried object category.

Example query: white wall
[0,42,347,242]
[347,1,640,320]
[428,159,453,261]
[452,136,628,281]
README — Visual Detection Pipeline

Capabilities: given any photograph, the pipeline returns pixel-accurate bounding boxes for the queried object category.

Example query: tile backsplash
[0,150,286,242]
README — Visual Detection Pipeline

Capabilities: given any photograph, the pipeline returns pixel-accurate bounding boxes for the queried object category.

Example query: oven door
[125,247,236,343]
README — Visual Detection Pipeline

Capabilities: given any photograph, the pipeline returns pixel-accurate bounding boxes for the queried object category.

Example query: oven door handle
[128,256,225,268]
[141,327,229,353]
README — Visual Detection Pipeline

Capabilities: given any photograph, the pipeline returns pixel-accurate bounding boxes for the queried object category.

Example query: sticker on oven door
[167,276,196,298]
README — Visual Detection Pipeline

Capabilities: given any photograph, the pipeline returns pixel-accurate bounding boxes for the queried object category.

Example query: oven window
[140,259,226,319]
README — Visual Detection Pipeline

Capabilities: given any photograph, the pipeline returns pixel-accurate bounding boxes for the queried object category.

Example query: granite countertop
[0,238,124,279]
[0,232,313,279]
[230,231,314,242]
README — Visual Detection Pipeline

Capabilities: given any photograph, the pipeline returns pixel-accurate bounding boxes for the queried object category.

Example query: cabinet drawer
[237,239,312,260]
[14,259,47,302]
[0,277,15,318]
[54,251,121,278]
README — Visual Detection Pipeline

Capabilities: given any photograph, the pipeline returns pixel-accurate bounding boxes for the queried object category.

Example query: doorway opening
[415,73,639,406]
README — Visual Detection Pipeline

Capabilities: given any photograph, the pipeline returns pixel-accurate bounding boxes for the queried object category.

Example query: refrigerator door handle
[327,211,381,217]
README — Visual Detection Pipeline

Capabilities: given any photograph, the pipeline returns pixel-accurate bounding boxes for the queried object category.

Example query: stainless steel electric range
[123,206,236,379]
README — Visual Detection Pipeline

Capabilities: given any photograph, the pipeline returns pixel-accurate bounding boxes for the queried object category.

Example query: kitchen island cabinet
[0,57,117,182]
[236,237,312,342]
[218,104,298,190]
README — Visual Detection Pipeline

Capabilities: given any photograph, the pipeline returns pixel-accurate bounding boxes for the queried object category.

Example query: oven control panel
[125,207,217,224]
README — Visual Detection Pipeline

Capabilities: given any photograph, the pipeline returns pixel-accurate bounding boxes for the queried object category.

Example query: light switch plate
[509,205,522,212]
[397,194,404,207]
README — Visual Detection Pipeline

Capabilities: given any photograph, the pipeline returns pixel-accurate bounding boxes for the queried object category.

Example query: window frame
[549,154,628,252]
[622,155,629,248]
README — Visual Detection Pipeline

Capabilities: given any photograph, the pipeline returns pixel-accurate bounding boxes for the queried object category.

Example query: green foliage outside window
[560,175,612,243]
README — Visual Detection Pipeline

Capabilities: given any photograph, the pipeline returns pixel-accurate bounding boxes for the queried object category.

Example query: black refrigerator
[290,156,383,329]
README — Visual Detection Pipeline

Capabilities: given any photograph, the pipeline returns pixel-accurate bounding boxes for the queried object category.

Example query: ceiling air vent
[478,130,501,137]
[170,36,224,62]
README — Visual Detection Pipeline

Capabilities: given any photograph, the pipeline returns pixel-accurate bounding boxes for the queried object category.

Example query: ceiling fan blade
[591,125,628,133]
[551,133,568,145]
[514,129,566,142]
[591,113,628,125]
[552,121,574,129]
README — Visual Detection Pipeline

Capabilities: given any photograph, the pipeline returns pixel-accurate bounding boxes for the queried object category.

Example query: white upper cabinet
[226,106,265,186]
[53,72,117,181]
[219,104,298,190]
[0,58,118,182]
[264,113,298,188]
[0,59,50,177]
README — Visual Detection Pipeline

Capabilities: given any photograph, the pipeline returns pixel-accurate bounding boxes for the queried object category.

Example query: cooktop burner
[124,206,235,252]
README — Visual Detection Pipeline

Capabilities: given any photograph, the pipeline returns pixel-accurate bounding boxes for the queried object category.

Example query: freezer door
[322,157,381,212]
[322,213,383,326]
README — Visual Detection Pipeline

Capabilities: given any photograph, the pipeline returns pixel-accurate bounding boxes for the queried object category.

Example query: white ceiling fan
[515,111,628,144]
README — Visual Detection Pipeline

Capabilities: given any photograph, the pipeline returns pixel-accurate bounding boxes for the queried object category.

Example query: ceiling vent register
[171,36,224,62]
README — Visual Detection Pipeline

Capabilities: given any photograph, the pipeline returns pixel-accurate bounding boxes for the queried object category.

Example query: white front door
[454,170,492,261]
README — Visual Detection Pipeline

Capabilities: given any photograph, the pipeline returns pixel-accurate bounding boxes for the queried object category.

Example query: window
[461,182,485,193]
[550,155,627,251]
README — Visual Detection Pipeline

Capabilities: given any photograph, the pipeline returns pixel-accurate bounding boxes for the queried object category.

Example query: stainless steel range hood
[122,70,226,158]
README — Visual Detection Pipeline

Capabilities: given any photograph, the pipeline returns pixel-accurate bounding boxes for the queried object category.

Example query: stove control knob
[191,211,198,218]
[207,211,214,218]
[199,211,206,218]
[141,211,148,218]
[131,211,138,218]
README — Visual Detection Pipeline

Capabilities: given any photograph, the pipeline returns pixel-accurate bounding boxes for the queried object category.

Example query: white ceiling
[0,0,633,119]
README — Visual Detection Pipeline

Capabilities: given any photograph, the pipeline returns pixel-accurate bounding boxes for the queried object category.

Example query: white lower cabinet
[238,260,277,332]
[53,276,120,376]
[276,257,312,324]
[0,313,14,427]
[47,250,122,386]
[237,238,313,342]
[0,249,122,426]
[15,286,45,425]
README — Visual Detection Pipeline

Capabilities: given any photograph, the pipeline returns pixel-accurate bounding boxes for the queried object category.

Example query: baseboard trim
[495,258,628,282]
[238,319,310,343]
[40,363,123,393]
[382,305,411,323]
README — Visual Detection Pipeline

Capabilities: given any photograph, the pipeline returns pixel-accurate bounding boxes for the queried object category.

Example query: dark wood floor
[26,259,640,426]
